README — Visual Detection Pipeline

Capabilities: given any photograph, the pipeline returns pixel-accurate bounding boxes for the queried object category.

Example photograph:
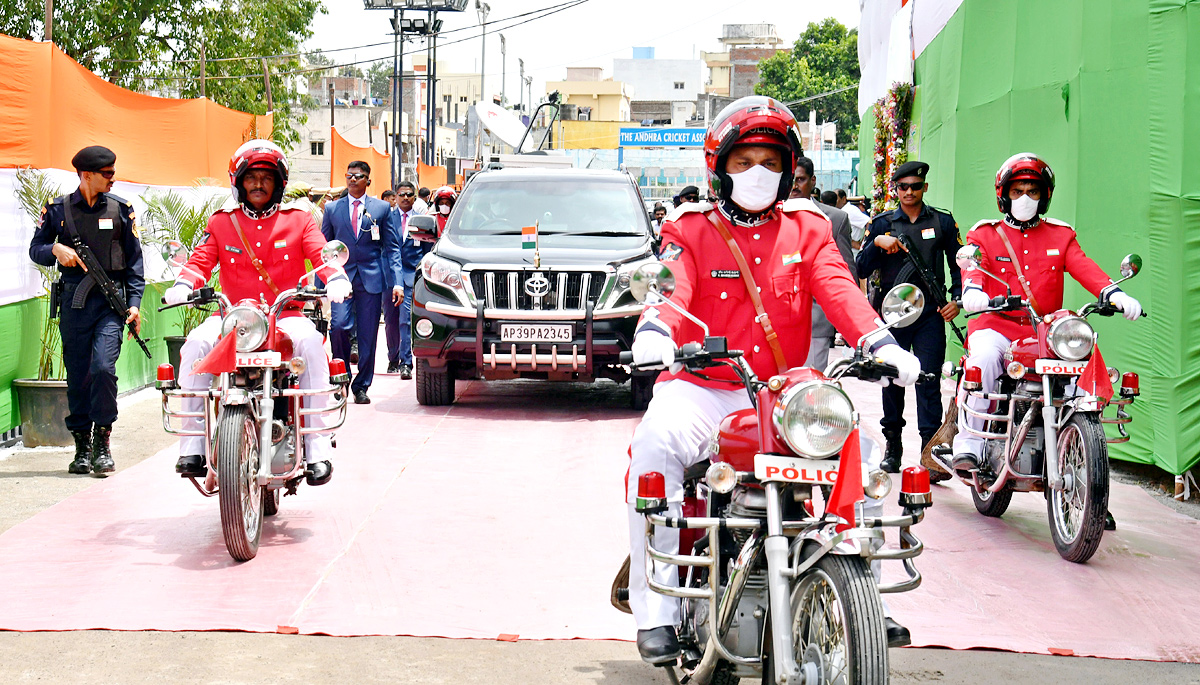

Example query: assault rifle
[895,233,965,344]
[65,235,152,359]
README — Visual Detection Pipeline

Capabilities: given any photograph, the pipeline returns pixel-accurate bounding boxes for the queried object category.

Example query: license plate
[754,454,842,485]
[236,351,282,367]
[1034,359,1088,375]
[500,323,573,343]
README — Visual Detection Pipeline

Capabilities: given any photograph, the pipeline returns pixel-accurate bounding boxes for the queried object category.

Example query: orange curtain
[417,160,455,191]
[0,34,271,186]
[329,127,391,198]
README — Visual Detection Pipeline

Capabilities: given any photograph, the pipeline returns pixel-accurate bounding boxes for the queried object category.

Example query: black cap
[71,145,116,172]
[891,160,929,182]
[679,185,700,199]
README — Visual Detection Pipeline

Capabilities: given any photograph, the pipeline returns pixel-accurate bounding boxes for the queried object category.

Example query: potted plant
[141,185,226,372]
[11,167,71,446]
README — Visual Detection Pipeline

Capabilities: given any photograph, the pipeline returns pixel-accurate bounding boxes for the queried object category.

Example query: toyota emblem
[524,272,551,298]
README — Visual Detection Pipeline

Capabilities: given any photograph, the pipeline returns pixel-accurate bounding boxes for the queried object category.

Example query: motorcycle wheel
[1047,413,1109,563]
[217,405,264,562]
[789,554,887,685]
[970,483,1013,518]
[263,488,280,517]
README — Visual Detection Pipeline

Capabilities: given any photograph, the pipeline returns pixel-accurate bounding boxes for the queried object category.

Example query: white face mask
[438,204,451,215]
[1010,194,1039,222]
[727,165,783,212]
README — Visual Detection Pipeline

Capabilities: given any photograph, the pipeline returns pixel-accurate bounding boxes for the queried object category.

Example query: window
[311,141,325,156]
[459,96,468,102]
[674,81,685,90]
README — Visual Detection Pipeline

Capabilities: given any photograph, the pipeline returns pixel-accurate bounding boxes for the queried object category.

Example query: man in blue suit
[382,180,431,379]
[321,161,402,404]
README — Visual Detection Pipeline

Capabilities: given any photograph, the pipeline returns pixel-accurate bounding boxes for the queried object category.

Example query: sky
[307,0,861,102]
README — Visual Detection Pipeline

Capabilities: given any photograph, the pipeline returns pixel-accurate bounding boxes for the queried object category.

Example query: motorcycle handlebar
[158,287,217,312]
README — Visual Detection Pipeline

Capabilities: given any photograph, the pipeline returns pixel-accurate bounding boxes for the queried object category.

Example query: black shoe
[400,363,412,380]
[350,340,359,365]
[353,389,371,404]
[1105,510,1116,531]
[68,429,92,474]
[951,452,979,476]
[305,460,333,486]
[880,434,903,473]
[636,626,681,665]
[175,454,207,477]
[91,425,115,475]
[885,617,912,648]
[387,362,401,374]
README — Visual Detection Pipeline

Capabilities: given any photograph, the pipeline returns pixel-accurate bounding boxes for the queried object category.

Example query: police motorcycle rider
[952,153,1142,529]
[626,95,924,664]
[163,140,353,484]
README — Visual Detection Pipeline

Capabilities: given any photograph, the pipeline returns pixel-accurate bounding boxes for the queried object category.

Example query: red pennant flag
[826,428,865,532]
[191,331,238,377]
[1077,345,1114,404]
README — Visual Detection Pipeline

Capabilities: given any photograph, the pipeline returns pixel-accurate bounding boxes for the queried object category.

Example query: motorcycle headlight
[1047,316,1095,361]
[221,305,268,352]
[772,381,855,459]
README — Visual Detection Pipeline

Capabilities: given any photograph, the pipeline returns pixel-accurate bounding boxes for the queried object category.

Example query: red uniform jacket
[644,199,889,390]
[177,207,334,310]
[964,217,1114,340]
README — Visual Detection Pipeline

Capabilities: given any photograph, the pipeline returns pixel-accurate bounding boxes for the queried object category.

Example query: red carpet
[0,366,1197,662]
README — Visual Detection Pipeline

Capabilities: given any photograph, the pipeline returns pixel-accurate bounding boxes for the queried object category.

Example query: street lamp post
[518,58,525,115]
[500,34,506,107]
[476,1,489,106]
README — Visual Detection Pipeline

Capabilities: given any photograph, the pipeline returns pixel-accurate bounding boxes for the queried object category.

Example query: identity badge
[98,218,114,231]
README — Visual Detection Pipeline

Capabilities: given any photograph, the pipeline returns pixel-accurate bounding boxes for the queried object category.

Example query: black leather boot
[885,617,912,647]
[880,431,903,473]
[91,425,115,475]
[68,429,92,474]
[636,626,681,665]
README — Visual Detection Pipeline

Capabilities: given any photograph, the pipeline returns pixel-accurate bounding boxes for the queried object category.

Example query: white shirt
[842,202,871,242]
[347,192,368,229]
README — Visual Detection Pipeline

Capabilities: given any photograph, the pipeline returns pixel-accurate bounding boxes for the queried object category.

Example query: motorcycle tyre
[788,554,887,685]
[217,405,264,562]
[971,483,1013,518]
[709,662,738,685]
[1047,413,1109,564]
[264,488,280,517]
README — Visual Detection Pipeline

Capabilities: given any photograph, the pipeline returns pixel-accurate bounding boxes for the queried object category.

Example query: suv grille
[469,270,608,311]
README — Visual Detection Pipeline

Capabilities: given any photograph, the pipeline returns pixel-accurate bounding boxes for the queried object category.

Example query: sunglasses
[92,170,116,179]
[345,173,368,181]
[681,195,699,202]
[895,181,924,191]
[397,192,415,198]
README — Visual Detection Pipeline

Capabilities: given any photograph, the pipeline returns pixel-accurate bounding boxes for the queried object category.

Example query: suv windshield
[446,178,650,250]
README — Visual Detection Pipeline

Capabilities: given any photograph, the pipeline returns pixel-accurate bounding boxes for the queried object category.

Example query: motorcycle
[614,264,936,685]
[156,240,352,561]
[931,245,1144,563]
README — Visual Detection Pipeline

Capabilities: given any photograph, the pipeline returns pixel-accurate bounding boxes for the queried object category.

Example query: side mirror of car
[409,214,439,244]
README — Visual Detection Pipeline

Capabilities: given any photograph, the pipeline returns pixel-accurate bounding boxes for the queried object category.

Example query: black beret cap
[71,145,116,172]
[679,185,700,197]
[891,160,929,182]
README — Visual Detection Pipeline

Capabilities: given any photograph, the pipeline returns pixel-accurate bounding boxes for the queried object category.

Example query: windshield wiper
[538,230,644,237]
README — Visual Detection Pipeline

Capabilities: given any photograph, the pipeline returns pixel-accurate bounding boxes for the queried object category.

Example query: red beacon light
[899,465,933,510]
[1121,372,1140,396]
[963,366,983,391]
[636,471,667,514]
[156,363,176,390]
[329,358,350,384]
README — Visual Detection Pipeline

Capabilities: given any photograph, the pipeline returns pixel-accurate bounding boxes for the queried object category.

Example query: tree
[756,18,860,146]
[0,0,326,148]
[367,60,394,101]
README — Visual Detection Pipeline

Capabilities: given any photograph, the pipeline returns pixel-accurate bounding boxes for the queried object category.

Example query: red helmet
[995,153,1054,215]
[431,186,457,207]
[703,96,804,210]
[229,139,289,216]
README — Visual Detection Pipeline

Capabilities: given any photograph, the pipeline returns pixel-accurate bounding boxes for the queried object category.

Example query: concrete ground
[1,386,1197,684]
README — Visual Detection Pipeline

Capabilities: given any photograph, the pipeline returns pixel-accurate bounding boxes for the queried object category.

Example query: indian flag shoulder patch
[274,239,287,249]
[782,251,803,265]
[521,225,537,249]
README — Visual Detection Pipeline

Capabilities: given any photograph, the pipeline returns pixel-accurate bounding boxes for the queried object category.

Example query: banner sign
[619,128,705,148]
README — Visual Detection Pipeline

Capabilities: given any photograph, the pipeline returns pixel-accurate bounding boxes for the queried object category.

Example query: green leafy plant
[13,167,66,381]
[141,186,226,336]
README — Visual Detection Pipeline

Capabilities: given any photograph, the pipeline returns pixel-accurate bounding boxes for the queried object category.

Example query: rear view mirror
[408,214,439,244]
[1120,253,1142,279]
[881,284,925,329]
[629,262,676,303]
[322,240,349,267]
[955,244,982,272]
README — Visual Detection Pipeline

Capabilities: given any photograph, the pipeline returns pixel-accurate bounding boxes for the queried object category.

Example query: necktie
[352,200,361,238]
[401,212,408,240]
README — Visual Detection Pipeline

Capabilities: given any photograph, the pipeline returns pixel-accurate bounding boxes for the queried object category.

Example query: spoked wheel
[789,554,888,685]
[971,482,1014,517]
[1048,414,1109,563]
[263,488,280,517]
[216,405,264,561]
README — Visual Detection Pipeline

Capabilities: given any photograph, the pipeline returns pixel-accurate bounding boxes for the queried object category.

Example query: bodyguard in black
[28,145,145,475]
[856,161,962,472]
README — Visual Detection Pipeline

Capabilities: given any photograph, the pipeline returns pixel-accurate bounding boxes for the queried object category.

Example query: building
[701,24,785,98]
[291,106,389,187]
[307,75,372,106]
[545,67,632,122]
[613,52,704,103]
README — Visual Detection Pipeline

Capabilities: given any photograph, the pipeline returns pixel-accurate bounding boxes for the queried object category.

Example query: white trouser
[951,328,1011,458]
[626,379,888,630]
[178,315,333,463]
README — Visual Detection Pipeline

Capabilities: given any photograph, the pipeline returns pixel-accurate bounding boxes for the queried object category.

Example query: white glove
[875,343,922,387]
[961,288,991,313]
[1109,291,1142,321]
[163,283,192,306]
[326,278,352,304]
[632,329,681,373]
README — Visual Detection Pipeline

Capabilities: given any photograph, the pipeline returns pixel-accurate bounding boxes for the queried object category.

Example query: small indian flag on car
[522,224,538,250]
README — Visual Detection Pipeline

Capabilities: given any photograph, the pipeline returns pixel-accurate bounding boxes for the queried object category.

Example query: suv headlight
[1047,316,1095,361]
[772,381,855,459]
[221,305,268,352]
[422,254,465,294]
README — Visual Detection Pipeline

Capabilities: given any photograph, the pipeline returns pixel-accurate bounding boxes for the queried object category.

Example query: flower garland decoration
[871,82,915,214]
